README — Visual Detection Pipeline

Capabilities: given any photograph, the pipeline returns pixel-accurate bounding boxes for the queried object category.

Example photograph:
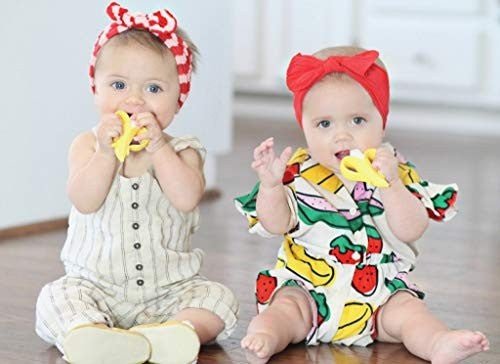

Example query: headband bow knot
[107,3,177,36]
[286,50,390,128]
[89,2,193,108]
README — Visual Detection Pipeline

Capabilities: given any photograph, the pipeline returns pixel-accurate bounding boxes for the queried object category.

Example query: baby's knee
[380,291,427,329]
[388,291,424,310]
[376,292,425,342]
[380,292,426,324]
[35,284,63,346]
[36,283,54,316]
[272,288,313,325]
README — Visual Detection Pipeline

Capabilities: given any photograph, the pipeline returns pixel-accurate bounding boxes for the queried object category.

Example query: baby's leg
[35,277,114,352]
[36,278,151,363]
[131,278,238,364]
[376,291,489,363]
[173,307,225,344]
[170,277,238,343]
[242,287,314,364]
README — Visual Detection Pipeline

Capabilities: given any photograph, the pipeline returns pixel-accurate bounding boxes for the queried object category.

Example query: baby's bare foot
[431,330,489,364]
[241,332,279,364]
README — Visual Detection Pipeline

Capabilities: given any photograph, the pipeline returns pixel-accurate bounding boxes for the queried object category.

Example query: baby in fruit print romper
[235,46,489,364]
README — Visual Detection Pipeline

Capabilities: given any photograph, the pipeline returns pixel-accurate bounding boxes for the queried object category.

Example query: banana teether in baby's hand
[339,148,389,188]
[111,110,149,162]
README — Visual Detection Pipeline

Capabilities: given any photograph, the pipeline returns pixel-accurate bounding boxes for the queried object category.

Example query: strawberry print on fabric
[256,271,278,305]
[235,146,457,346]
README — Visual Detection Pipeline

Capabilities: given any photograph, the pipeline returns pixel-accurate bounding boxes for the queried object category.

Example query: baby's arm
[67,132,118,214]
[132,112,204,212]
[151,144,205,212]
[253,138,294,234]
[67,113,122,213]
[373,147,429,243]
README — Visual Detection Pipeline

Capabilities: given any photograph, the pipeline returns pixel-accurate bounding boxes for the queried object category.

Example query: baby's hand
[372,146,399,185]
[96,113,122,155]
[132,112,166,154]
[252,137,292,188]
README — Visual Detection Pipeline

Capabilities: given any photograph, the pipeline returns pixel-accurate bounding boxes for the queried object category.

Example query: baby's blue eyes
[318,120,331,128]
[146,84,162,93]
[317,117,367,128]
[110,82,163,94]
[111,81,126,90]
[352,116,367,125]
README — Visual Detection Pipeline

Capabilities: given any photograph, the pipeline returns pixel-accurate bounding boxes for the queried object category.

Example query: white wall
[0,1,233,229]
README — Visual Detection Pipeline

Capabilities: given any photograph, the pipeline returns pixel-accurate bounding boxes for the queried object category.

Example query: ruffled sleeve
[169,135,207,162]
[398,162,458,222]
[234,148,310,237]
[234,183,298,238]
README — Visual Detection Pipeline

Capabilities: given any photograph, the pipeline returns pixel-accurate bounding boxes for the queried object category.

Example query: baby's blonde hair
[313,46,386,82]
[98,28,199,72]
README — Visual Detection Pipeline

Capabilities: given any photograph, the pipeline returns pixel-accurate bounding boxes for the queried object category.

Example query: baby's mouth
[124,112,141,145]
[335,150,350,160]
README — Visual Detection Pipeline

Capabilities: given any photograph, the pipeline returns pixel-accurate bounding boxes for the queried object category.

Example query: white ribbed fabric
[61,136,207,302]
[35,136,239,352]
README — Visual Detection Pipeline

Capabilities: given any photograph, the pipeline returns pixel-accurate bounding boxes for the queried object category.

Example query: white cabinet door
[233,0,354,92]
[361,22,482,90]
[370,0,481,15]
[357,0,498,106]
[232,0,500,107]
[232,0,261,78]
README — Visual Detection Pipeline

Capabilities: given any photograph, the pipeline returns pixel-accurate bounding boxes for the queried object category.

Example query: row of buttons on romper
[131,182,144,286]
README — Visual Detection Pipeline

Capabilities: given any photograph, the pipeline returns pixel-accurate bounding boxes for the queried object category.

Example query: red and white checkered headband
[89,2,193,108]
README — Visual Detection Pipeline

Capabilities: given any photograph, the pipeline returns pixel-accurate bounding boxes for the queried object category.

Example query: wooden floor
[1,119,499,363]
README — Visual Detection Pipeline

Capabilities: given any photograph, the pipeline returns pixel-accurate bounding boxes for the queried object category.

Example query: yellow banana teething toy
[111,110,149,162]
[340,148,389,188]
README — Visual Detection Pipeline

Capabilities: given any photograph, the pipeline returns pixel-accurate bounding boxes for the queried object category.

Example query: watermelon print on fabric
[235,145,458,346]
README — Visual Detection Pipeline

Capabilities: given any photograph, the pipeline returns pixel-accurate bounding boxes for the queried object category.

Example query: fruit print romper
[235,147,458,346]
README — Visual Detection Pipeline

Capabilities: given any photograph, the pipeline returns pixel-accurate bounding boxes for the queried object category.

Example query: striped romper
[36,136,239,353]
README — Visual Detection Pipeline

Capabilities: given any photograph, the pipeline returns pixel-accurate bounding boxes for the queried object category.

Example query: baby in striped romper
[35,3,238,364]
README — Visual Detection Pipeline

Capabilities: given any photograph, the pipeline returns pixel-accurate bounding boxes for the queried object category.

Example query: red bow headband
[286,50,390,128]
[89,2,193,108]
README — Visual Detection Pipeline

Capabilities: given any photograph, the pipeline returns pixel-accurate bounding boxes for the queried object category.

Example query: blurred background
[1,0,500,230]
[233,0,500,130]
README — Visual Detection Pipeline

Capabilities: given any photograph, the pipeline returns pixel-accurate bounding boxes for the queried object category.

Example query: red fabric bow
[286,50,390,128]
[106,2,178,41]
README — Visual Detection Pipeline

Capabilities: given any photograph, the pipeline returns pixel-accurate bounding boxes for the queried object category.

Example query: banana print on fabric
[333,301,375,341]
[235,146,457,346]
[282,236,336,288]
